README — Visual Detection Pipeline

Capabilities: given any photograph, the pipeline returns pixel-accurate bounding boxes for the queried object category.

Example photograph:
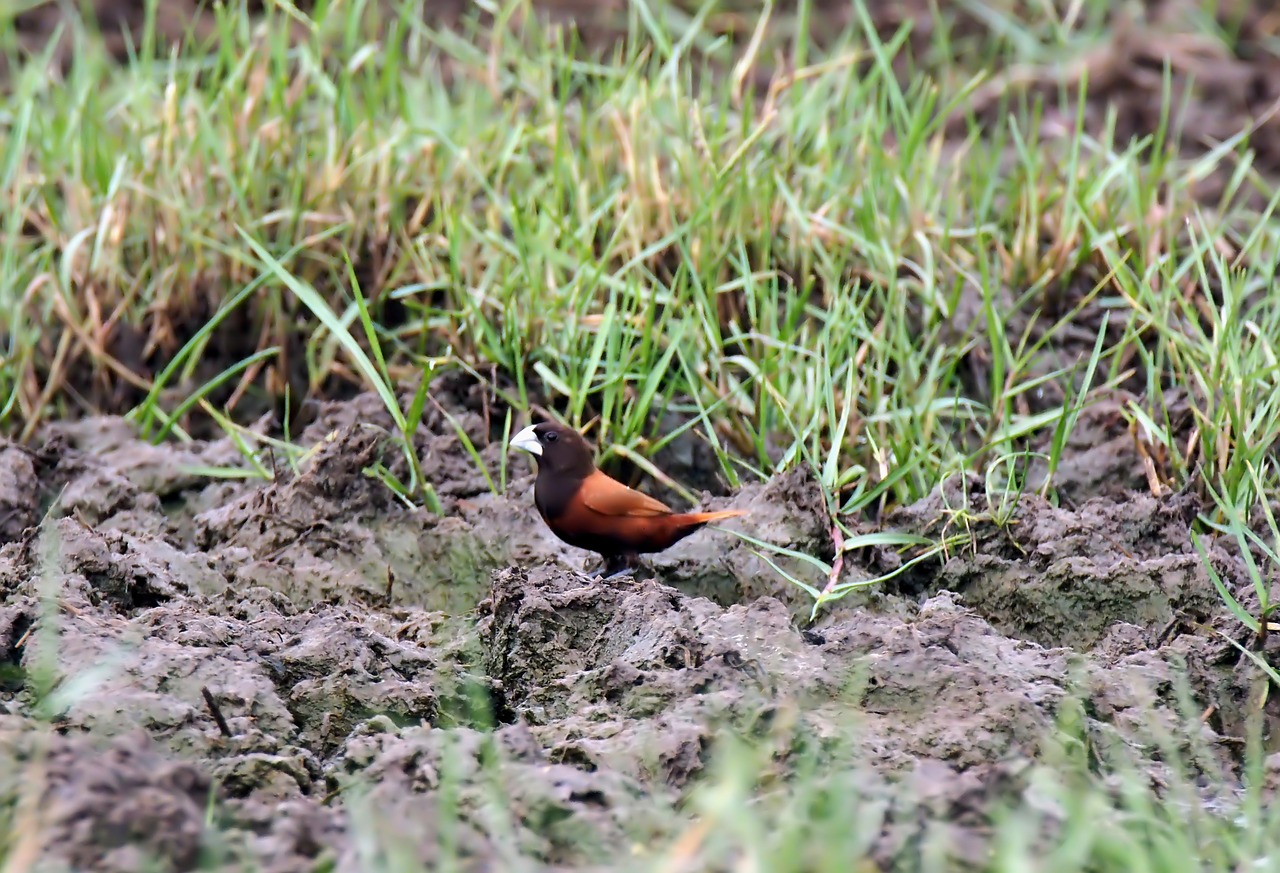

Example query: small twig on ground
[201,686,233,738]
[1154,615,1181,647]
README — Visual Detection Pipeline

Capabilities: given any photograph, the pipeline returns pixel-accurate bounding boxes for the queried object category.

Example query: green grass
[5,0,1280,869]
[8,0,1278,522]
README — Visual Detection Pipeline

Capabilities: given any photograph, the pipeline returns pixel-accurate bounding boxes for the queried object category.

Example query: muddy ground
[0,374,1276,871]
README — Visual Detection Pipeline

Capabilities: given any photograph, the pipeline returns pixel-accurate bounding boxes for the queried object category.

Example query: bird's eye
[545,431,558,443]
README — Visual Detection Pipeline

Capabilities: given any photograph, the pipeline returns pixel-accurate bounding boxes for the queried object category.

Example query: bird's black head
[509,421,597,478]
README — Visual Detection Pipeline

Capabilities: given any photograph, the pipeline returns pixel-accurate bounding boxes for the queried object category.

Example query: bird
[509,421,745,577]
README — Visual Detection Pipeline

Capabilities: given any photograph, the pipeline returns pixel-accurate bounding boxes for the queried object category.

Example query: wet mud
[1,376,1274,871]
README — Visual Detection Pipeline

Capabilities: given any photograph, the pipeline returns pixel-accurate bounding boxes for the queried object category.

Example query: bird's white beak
[510,424,542,456]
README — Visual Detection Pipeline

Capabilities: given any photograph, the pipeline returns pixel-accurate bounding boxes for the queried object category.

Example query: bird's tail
[680,509,746,525]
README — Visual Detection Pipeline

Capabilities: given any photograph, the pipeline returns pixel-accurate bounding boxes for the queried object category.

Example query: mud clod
[645,466,834,613]
[884,483,1217,649]
[0,443,40,543]
[1,722,213,873]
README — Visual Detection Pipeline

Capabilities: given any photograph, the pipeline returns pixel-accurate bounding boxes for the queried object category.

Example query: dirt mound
[877,472,1218,650]
[0,720,213,873]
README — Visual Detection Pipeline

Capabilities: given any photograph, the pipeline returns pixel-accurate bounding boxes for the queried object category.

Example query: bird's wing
[578,470,674,518]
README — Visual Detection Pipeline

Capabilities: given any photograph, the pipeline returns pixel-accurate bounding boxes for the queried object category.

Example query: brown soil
[0,372,1275,871]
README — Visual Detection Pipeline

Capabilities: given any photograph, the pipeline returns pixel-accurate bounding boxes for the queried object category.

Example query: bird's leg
[557,554,637,601]
[598,553,639,580]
